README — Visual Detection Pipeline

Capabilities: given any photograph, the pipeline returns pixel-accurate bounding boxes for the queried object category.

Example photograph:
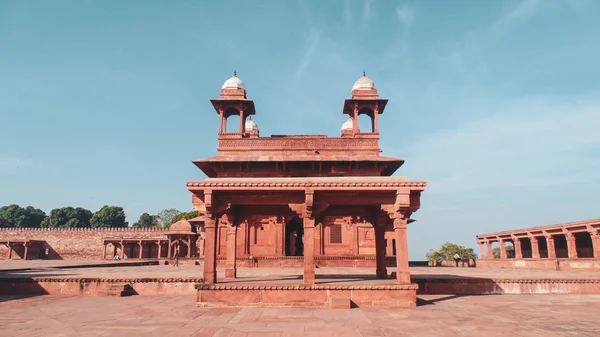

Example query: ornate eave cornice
[186,180,427,191]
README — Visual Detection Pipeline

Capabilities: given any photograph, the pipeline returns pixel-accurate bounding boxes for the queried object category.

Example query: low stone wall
[196,284,418,308]
[414,277,600,295]
[427,259,476,268]
[476,258,600,270]
[0,228,169,260]
[0,277,200,296]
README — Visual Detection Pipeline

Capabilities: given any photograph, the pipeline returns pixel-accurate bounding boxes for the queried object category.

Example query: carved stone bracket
[305,189,314,218]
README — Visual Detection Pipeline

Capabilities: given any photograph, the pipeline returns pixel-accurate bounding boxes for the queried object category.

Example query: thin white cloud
[395,3,415,28]
[394,97,600,194]
[343,0,352,28]
[294,28,320,78]
[361,0,375,26]
[495,0,541,31]
[505,0,541,21]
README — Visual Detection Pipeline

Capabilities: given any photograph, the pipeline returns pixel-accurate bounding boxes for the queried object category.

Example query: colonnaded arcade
[477,218,600,270]
[186,72,426,284]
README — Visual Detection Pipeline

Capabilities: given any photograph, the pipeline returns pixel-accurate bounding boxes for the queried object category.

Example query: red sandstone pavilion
[187,71,426,288]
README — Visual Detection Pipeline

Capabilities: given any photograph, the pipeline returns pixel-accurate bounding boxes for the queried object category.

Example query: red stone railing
[0,227,169,232]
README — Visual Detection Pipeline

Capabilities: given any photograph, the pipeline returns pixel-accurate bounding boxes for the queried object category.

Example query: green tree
[157,208,180,228]
[426,242,477,261]
[41,207,93,228]
[0,204,46,228]
[167,210,200,228]
[493,246,514,259]
[132,212,159,228]
[90,205,128,228]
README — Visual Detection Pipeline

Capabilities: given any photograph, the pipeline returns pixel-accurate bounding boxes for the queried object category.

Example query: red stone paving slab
[1,294,600,336]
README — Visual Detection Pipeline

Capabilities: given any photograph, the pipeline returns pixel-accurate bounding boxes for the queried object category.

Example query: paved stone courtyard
[1,294,600,336]
[3,260,600,281]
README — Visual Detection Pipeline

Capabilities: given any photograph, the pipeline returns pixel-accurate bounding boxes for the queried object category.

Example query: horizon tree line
[0,204,198,229]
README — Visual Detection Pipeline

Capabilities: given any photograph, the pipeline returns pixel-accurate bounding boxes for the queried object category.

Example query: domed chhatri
[245,116,259,131]
[169,219,196,234]
[341,117,353,131]
[222,71,246,90]
[352,71,376,91]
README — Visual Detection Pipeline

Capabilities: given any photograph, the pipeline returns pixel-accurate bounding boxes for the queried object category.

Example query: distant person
[453,253,461,267]
[114,254,120,260]
[173,250,179,267]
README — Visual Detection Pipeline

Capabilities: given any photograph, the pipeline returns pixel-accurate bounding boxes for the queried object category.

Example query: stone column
[499,239,507,259]
[203,216,218,284]
[157,241,162,259]
[512,236,522,259]
[546,235,556,259]
[187,237,192,258]
[374,221,387,279]
[120,241,125,260]
[303,217,316,285]
[486,241,494,259]
[225,223,237,278]
[102,243,107,260]
[167,239,172,259]
[565,233,577,259]
[393,216,410,284]
[478,242,485,259]
[7,244,12,260]
[590,232,600,258]
[530,236,540,259]
[138,241,143,259]
[23,243,29,261]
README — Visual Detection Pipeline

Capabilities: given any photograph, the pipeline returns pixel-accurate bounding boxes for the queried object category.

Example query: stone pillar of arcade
[478,241,486,259]
[486,240,494,259]
[565,231,577,258]
[545,233,556,259]
[498,238,507,259]
[511,235,522,259]
[590,229,600,258]
[529,234,540,259]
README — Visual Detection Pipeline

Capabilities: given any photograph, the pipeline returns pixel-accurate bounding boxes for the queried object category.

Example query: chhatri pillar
[225,213,238,278]
[393,214,410,284]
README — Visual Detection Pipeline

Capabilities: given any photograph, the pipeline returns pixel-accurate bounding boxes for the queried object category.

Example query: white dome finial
[222,71,245,90]
[352,71,375,91]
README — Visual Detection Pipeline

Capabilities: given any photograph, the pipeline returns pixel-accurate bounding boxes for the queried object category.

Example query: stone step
[330,297,351,309]
[98,283,133,297]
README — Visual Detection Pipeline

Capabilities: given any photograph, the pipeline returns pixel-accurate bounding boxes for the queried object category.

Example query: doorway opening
[285,218,304,256]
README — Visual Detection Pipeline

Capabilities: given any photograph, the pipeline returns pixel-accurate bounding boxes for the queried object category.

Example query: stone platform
[2,262,600,301]
[196,283,418,308]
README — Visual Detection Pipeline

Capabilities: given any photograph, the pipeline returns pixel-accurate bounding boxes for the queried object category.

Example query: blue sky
[1,0,599,259]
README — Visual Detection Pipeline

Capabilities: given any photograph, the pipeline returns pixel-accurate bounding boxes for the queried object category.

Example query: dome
[169,219,196,234]
[221,71,246,90]
[341,117,353,131]
[245,117,259,131]
[352,72,376,91]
